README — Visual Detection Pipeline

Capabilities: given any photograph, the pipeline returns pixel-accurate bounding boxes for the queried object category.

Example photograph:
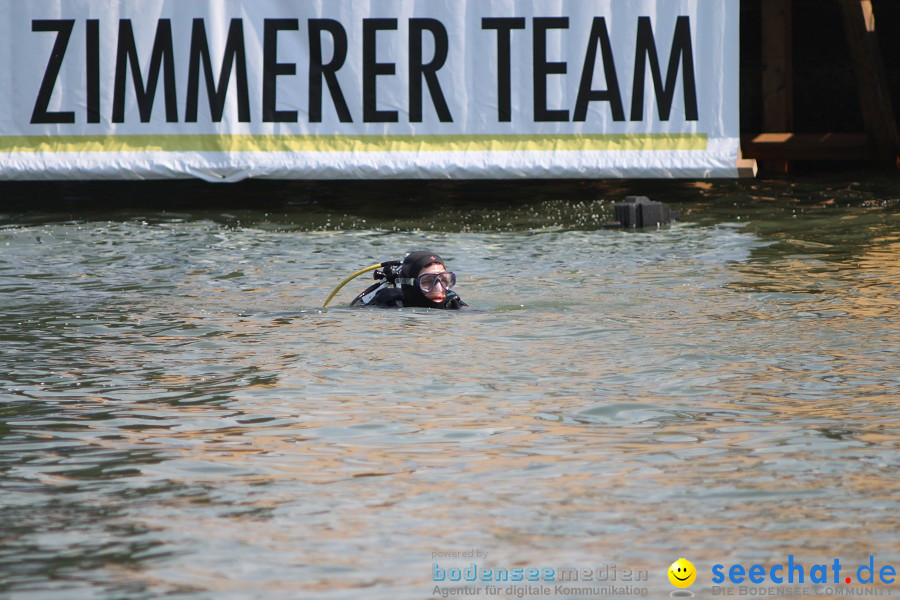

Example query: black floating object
[613,196,675,228]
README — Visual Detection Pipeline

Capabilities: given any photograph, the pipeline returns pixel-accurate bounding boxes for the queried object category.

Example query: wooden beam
[737,158,759,179]
[761,0,794,173]
[838,0,900,168]
[741,133,874,161]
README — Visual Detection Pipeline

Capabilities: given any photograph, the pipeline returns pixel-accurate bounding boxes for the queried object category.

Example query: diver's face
[419,263,447,303]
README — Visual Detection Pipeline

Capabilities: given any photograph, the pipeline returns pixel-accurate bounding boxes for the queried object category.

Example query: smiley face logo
[668,558,697,588]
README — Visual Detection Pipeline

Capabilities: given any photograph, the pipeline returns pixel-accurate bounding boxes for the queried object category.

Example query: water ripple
[1,199,898,598]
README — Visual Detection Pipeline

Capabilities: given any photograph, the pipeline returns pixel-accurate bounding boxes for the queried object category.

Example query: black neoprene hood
[399,250,445,307]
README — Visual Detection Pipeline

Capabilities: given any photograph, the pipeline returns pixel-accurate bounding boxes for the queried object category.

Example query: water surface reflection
[1,191,898,599]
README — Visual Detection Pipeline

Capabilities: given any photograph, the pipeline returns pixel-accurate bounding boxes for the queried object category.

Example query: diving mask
[397,271,456,293]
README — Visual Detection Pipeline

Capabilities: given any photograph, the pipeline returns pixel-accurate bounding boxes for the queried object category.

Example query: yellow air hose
[322,263,384,308]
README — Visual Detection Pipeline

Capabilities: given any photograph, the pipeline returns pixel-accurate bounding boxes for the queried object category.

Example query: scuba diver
[351,250,467,309]
[323,250,467,309]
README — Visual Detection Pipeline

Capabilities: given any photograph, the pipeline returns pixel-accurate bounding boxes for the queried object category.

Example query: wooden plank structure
[759,0,793,173]
[741,0,900,172]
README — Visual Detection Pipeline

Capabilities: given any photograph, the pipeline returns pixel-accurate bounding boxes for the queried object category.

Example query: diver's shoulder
[354,286,403,308]
[374,287,404,304]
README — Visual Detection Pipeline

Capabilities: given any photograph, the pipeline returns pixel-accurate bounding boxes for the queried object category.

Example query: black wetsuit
[350,283,468,309]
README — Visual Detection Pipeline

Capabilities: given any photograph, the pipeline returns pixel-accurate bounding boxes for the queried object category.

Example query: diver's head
[399,250,456,307]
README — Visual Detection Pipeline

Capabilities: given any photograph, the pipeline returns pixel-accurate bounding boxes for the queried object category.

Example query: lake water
[1,179,898,599]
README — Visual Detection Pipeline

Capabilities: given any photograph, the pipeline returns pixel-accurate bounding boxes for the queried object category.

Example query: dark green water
[1,179,898,599]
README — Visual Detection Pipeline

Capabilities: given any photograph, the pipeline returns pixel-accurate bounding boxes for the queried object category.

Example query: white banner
[0,0,740,181]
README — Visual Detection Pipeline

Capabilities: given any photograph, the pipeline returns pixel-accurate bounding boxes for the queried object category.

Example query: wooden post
[838,0,900,168]
[761,0,794,174]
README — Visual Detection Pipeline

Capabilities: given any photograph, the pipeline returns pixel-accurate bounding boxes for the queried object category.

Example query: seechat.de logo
[712,555,897,586]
